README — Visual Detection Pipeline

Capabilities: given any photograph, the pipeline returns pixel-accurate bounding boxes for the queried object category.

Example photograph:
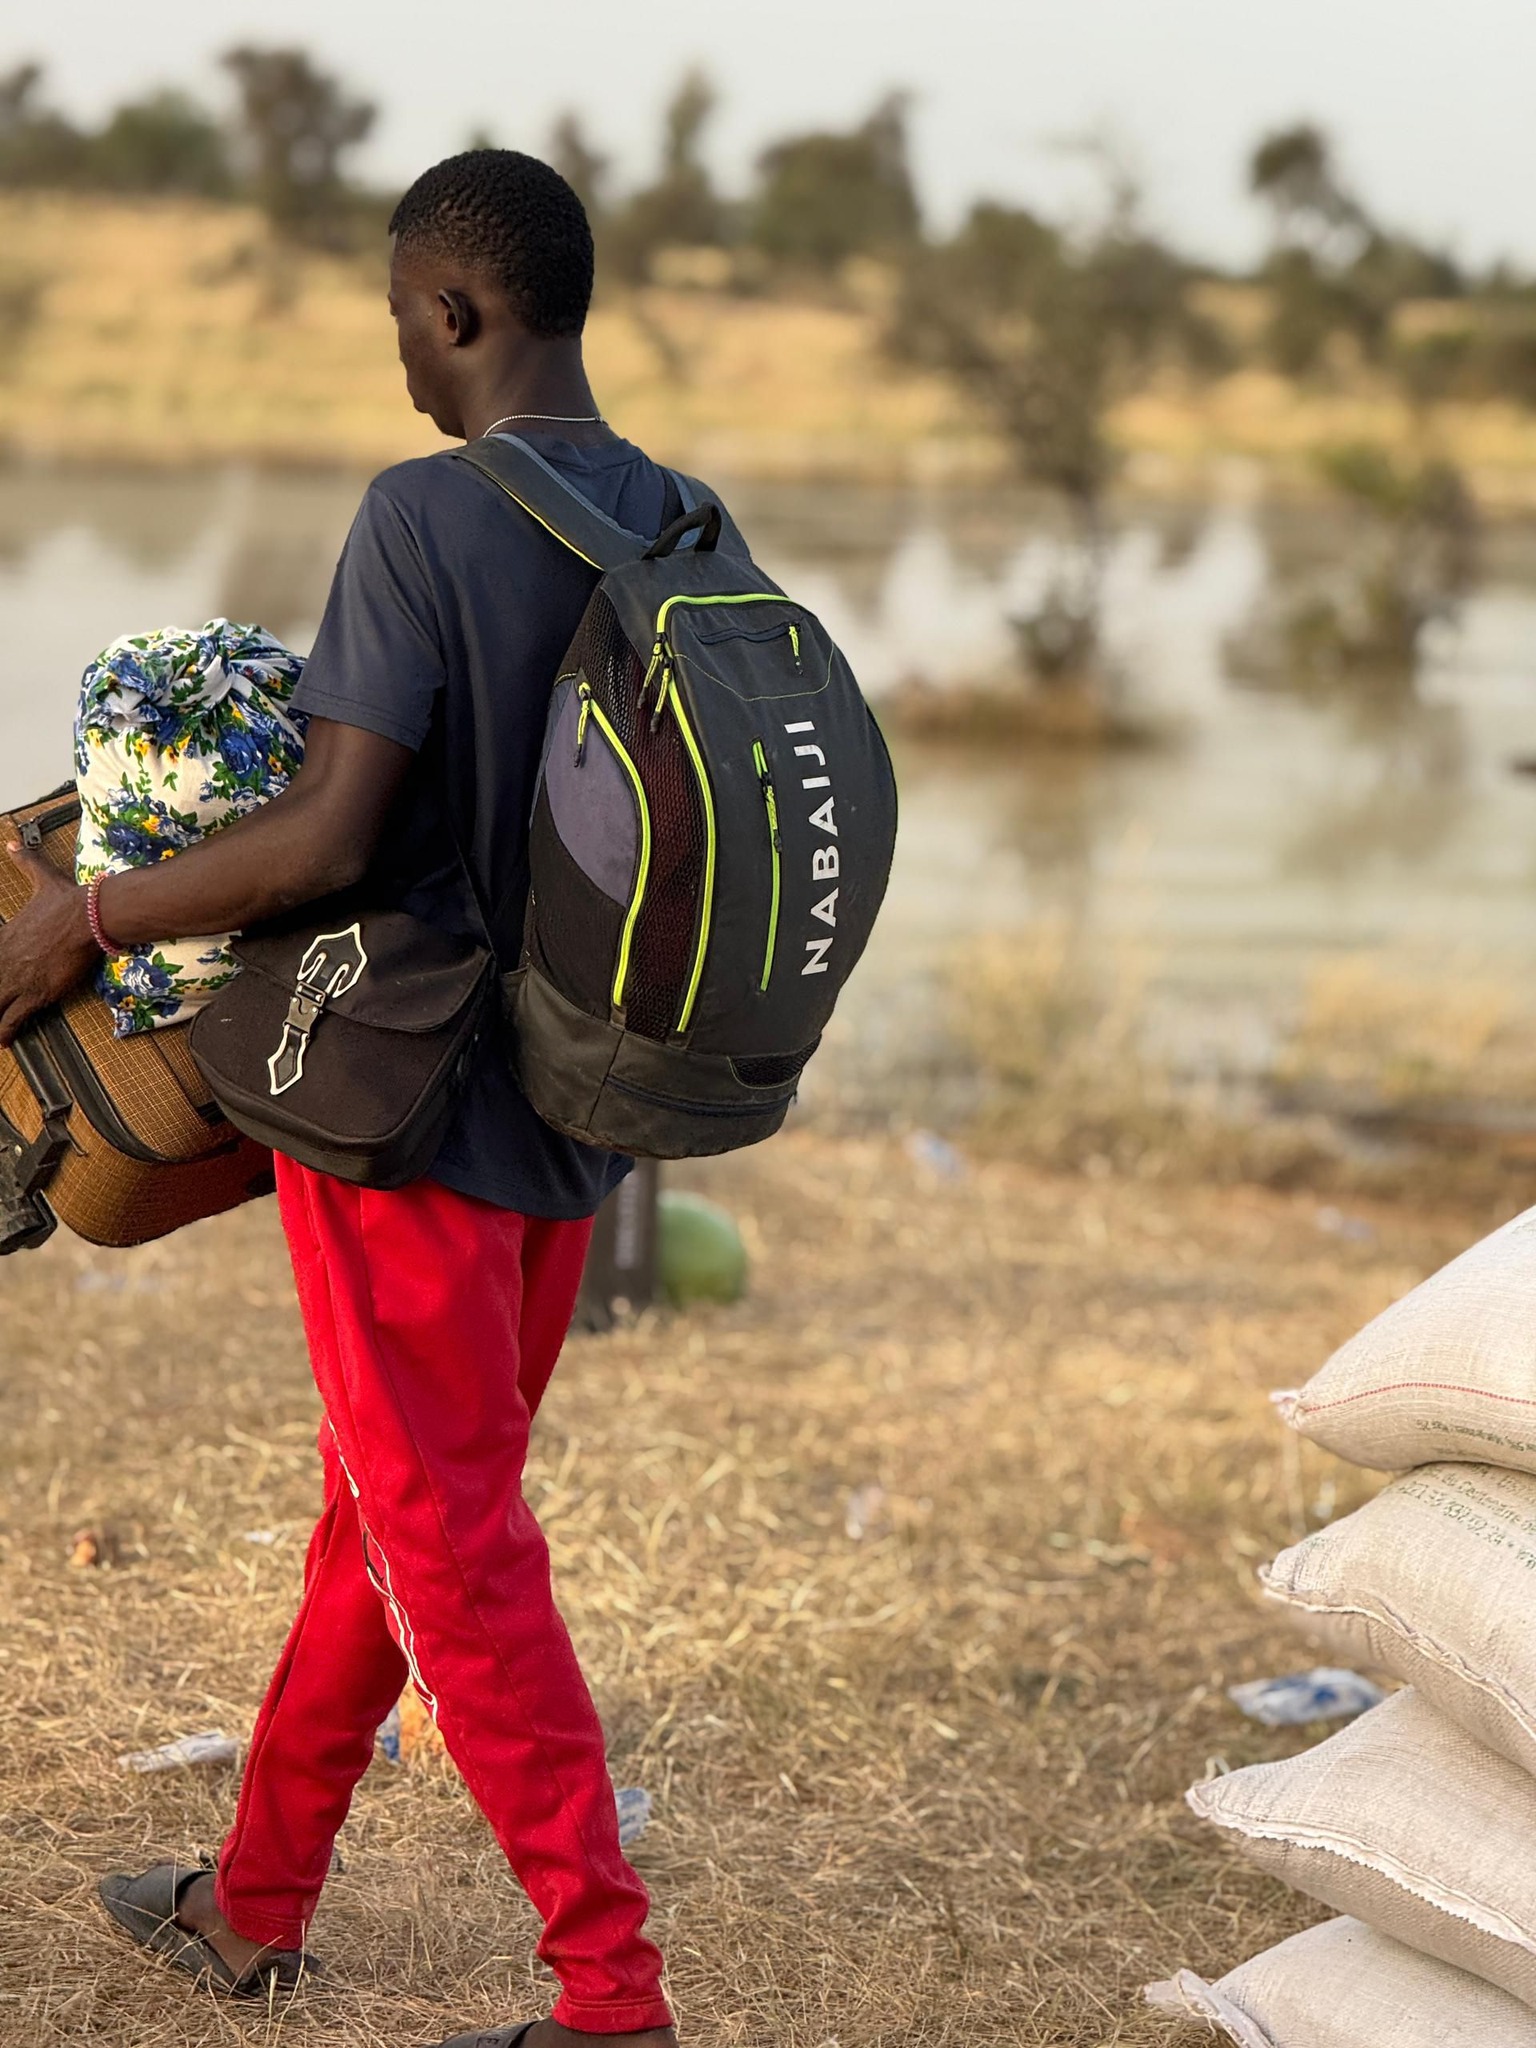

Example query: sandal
[97,1856,320,2000]
[425,2023,537,2048]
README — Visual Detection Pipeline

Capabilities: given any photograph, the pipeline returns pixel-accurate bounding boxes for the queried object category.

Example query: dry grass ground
[9,195,1536,500]
[0,1122,1500,2046]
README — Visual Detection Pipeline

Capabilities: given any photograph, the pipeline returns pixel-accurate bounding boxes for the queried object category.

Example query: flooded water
[4,463,1536,1107]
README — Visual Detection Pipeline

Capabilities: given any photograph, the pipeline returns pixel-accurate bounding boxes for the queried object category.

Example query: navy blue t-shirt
[291,431,675,1217]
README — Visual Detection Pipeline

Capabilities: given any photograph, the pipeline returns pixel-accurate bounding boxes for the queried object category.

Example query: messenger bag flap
[232,911,490,1034]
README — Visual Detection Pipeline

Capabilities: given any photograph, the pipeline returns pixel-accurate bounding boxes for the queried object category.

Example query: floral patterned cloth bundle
[74,620,307,1036]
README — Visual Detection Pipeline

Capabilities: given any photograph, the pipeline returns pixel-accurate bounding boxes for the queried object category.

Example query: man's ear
[438,288,481,347]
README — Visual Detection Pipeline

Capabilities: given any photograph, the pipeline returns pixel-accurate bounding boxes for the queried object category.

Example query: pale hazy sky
[11,0,1536,270]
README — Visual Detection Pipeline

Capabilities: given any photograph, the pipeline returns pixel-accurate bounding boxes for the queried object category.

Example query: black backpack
[453,433,898,1159]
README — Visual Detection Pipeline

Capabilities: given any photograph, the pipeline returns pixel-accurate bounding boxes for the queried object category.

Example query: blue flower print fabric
[74,620,307,1035]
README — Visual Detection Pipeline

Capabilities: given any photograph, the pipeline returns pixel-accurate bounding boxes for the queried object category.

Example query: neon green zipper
[648,595,799,1030]
[575,686,652,1010]
[655,591,800,638]
[670,688,716,1032]
[752,739,782,992]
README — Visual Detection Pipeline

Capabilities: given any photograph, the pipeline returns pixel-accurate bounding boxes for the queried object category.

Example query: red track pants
[215,1157,672,2033]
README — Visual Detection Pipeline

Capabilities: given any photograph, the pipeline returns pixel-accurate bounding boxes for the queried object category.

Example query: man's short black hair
[389,149,594,338]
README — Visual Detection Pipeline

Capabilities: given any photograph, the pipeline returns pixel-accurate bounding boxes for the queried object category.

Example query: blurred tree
[87,89,232,196]
[605,70,728,282]
[0,63,89,186]
[750,92,920,270]
[221,46,375,247]
[548,111,609,224]
[892,176,1218,682]
[1249,123,1369,255]
[1247,123,1470,379]
[932,200,1060,310]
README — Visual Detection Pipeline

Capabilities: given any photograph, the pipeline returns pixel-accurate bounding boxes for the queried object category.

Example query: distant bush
[0,65,232,196]
[89,90,233,197]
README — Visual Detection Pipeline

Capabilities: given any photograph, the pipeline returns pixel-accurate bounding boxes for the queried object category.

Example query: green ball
[657,1191,748,1306]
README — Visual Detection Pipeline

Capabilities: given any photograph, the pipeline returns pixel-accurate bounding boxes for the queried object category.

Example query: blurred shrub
[952,928,1536,1197]
[0,265,43,377]
[1278,953,1536,1113]
[1394,310,1536,411]
[88,91,232,197]
[946,927,1321,1184]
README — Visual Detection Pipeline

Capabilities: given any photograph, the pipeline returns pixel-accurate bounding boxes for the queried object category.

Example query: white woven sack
[1187,1690,1536,2007]
[1263,1463,1536,1777]
[1277,1202,1536,1473]
[1146,1917,1536,2047]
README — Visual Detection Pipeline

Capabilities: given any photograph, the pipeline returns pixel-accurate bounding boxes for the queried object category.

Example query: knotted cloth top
[74,619,307,1035]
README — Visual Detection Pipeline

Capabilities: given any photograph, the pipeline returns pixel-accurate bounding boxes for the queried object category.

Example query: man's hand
[0,719,414,1054]
[0,841,100,1047]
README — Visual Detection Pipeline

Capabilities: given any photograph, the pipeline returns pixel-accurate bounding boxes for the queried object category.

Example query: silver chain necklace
[480,410,604,436]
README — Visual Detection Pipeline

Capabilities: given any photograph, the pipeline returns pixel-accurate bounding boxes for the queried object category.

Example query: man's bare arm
[0,718,414,1045]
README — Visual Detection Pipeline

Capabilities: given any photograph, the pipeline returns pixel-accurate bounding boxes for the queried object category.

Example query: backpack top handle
[643,502,722,560]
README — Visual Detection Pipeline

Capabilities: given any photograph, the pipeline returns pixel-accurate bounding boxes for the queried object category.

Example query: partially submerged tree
[1305,443,1477,671]
[891,170,1218,681]
[1229,443,1478,690]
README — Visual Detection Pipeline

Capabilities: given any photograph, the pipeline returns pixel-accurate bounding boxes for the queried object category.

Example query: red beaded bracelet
[85,872,121,955]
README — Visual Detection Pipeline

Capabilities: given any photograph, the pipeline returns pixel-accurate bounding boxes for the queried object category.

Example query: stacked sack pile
[1148,1202,1536,2048]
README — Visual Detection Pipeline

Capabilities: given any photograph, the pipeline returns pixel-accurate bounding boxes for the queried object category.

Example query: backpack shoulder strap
[454,435,749,570]
[452,433,652,572]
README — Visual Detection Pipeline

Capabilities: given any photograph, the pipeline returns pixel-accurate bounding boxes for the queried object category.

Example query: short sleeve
[290,483,445,750]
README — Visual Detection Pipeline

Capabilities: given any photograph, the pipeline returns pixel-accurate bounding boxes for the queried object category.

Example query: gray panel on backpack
[542,681,640,906]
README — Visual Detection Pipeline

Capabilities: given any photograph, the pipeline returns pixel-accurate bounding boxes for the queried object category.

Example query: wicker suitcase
[0,785,276,1255]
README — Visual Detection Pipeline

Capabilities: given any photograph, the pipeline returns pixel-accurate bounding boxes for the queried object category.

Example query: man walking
[0,151,683,2048]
